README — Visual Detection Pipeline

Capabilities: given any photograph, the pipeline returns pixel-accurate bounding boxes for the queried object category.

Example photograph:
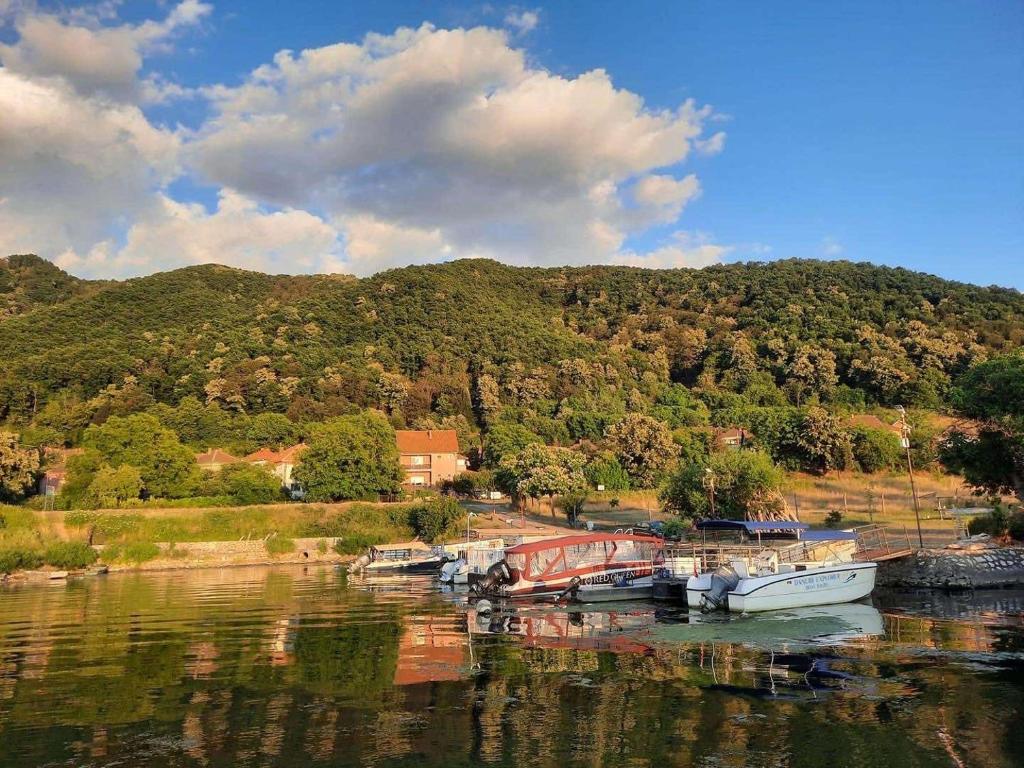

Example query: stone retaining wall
[105,537,350,571]
[878,545,1024,589]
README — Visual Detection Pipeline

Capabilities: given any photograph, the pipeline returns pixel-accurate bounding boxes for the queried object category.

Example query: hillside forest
[1,253,1023,519]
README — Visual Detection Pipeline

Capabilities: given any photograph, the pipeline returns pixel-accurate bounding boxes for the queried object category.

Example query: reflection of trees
[0,568,1022,767]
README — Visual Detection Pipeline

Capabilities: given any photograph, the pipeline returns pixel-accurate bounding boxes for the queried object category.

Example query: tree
[660,450,786,521]
[375,372,410,415]
[0,431,39,501]
[483,423,542,467]
[792,407,853,474]
[293,411,403,502]
[850,427,902,473]
[215,462,283,505]
[244,412,297,453]
[555,492,588,527]
[499,443,587,514]
[82,414,200,498]
[85,465,143,508]
[605,414,677,487]
[410,496,464,542]
[584,453,631,491]
[941,355,1024,501]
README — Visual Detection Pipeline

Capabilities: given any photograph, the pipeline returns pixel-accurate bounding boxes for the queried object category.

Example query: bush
[967,507,1009,537]
[43,541,98,569]
[1008,511,1024,542]
[316,539,328,555]
[0,547,43,574]
[824,510,844,529]
[215,463,284,505]
[266,536,295,556]
[585,454,631,491]
[410,497,464,543]
[850,428,902,473]
[119,541,161,564]
[661,518,688,539]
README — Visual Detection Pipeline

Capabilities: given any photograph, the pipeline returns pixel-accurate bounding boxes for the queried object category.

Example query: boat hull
[364,557,443,574]
[499,571,654,603]
[689,562,877,612]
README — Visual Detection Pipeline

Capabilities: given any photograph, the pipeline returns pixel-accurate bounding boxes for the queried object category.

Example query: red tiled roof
[244,447,279,463]
[244,444,307,465]
[195,448,241,466]
[847,415,902,434]
[276,443,307,463]
[395,429,460,454]
[717,427,746,440]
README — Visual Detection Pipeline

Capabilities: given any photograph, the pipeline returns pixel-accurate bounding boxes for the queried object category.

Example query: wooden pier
[853,524,915,562]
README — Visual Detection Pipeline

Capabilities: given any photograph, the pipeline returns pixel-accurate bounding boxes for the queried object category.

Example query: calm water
[1,567,1022,768]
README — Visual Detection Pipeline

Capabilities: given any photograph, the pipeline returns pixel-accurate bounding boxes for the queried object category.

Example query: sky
[0,1,1021,288]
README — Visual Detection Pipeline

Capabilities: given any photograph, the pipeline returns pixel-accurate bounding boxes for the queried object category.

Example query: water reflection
[0,566,1021,767]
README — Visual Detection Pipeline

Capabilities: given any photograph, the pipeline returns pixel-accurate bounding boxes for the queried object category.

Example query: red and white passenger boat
[472,532,662,603]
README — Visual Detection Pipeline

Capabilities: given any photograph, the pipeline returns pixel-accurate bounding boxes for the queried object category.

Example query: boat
[439,538,506,585]
[347,541,445,574]
[684,521,877,612]
[471,531,661,603]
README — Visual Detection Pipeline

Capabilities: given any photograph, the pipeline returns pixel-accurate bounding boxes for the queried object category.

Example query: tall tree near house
[660,449,787,521]
[941,354,1024,502]
[0,431,39,501]
[604,413,677,488]
[293,411,403,502]
[499,443,587,515]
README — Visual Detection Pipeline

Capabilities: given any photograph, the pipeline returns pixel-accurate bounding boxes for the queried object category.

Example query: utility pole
[897,405,924,548]
[703,468,716,518]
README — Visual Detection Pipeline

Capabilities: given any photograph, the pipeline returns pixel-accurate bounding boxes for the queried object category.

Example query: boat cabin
[503,533,660,582]
[370,541,434,563]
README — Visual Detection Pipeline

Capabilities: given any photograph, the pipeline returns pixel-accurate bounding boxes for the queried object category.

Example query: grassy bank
[0,502,421,574]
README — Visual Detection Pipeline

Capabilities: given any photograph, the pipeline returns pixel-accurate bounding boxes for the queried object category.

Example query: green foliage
[209,462,283,505]
[499,443,587,502]
[661,518,687,539]
[1008,510,1024,542]
[0,546,42,573]
[555,492,587,526]
[265,536,295,556]
[943,355,1024,502]
[850,427,902,473]
[443,469,493,496]
[483,423,542,467]
[824,510,844,528]
[410,496,464,542]
[116,541,161,564]
[82,414,200,498]
[0,431,39,502]
[244,412,298,453]
[85,464,143,508]
[293,411,403,502]
[604,413,677,487]
[966,505,1009,537]
[42,541,98,569]
[584,453,631,491]
[649,384,710,428]
[660,450,786,521]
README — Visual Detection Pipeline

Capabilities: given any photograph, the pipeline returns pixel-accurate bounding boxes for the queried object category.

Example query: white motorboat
[684,520,878,612]
[439,538,506,584]
[348,541,444,574]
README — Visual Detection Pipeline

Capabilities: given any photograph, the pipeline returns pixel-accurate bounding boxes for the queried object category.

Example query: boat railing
[852,524,914,561]
[660,542,763,577]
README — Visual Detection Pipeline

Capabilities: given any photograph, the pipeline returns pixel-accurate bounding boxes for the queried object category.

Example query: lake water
[1,566,1022,768]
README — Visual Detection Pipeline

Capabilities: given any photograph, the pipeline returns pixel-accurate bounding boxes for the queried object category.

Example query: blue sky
[1,1,1021,288]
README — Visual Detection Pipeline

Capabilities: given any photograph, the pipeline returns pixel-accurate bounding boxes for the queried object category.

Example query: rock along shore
[878,543,1024,589]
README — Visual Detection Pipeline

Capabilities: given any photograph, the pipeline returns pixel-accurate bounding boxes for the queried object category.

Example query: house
[37,447,83,496]
[395,429,467,487]
[715,427,748,450]
[195,448,241,472]
[846,415,903,436]
[244,443,307,492]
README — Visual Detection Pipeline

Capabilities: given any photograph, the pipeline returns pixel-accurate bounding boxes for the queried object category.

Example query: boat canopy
[503,533,659,581]
[505,532,660,555]
[695,520,809,533]
[372,540,432,553]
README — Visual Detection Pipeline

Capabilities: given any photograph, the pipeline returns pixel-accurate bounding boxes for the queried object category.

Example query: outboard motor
[700,564,740,613]
[471,559,517,595]
[347,553,371,574]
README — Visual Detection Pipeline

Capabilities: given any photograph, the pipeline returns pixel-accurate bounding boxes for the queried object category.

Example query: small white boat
[348,541,444,574]
[687,547,877,613]
[439,539,506,585]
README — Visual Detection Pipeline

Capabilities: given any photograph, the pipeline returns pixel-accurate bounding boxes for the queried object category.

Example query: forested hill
[1,255,1022,440]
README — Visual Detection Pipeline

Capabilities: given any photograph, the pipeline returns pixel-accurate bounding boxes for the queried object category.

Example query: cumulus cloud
[504,9,539,35]
[0,0,210,100]
[193,23,722,271]
[1,9,730,277]
[55,191,347,278]
[613,231,731,270]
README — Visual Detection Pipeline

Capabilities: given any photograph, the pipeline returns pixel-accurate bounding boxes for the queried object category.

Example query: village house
[194,448,241,472]
[715,427,748,450]
[395,429,467,487]
[37,447,84,496]
[846,414,904,436]
[243,444,307,492]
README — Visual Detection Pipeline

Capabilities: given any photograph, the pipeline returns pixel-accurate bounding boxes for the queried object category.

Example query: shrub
[43,541,98,569]
[410,496,465,542]
[825,510,844,529]
[0,547,43,574]
[1008,511,1024,542]
[120,541,161,564]
[214,463,284,505]
[850,427,902,473]
[266,536,295,556]
[661,518,688,539]
[967,506,1009,537]
[316,539,328,555]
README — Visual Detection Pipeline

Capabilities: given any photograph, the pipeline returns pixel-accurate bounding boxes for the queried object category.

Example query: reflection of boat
[472,533,661,603]
[347,541,444,574]
[684,521,876,612]
[468,605,656,654]
[653,602,885,648]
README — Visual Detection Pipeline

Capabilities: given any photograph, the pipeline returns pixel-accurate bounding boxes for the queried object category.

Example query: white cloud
[821,236,843,256]
[193,23,722,272]
[56,191,347,278]
[0,0,210,100]
[504,9,539,35]
[695,130,726,155]
[613,231,731,270]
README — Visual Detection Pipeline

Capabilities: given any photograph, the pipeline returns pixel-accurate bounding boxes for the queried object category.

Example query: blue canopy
[695,519,809,533]
[800,530,858,541]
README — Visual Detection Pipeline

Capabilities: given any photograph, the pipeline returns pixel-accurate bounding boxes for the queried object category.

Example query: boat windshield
[505,552,527,572]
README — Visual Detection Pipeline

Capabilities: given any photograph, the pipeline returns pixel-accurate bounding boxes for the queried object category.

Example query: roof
[716,427,746,440]
[847,415,902,434]
[395,429,460,454]
[244,447,279,463]
[195,448,241,465]
[800,530,858,541]
[695,519,809,533]
[276,443,307,462]
[506,532,660,555]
